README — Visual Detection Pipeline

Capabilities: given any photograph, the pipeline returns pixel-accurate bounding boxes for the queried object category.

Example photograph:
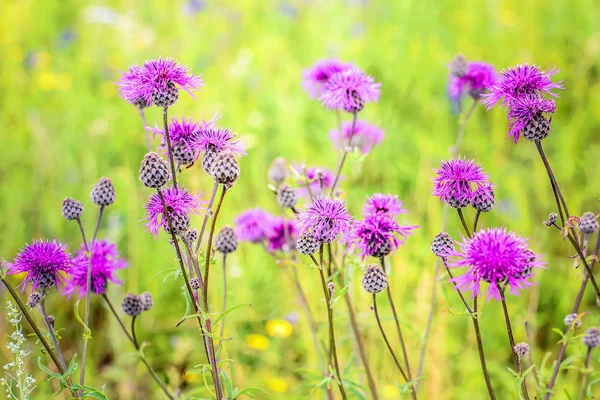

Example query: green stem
[472,296,497,400]
[162,107,178,189]
[372,293,409,382]
[457,208,471,238]
[138,104,152,152]
[329,112,357,196]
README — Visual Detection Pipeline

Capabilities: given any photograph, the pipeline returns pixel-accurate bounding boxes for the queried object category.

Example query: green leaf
[74,300,92,340]
[176,284,194,327]
[587,376,600,398]
[330,286,349,309]
[213,303,251,327]
[71,384,109,400]
[221,371,233,398]
[235,387,267,399]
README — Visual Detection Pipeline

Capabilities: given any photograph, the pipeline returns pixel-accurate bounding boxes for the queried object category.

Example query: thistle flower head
[303,59,354,98]
[63,240,127,298]
[190,125,246,157]
[235,208,275,243]
[266,218,298,253]
[144,186,204,237]
[506,96,556,143]
[296,197,352,243]
[346,214,417,259]
[448,61,497,100]
[296,166,334,198]
[482,64,563,109]
[329,119,384,154]
[432,158,489,208]
[448,227,544,301]
[319,68,381,113]
[116,65,150,108]
[363,193,406,218]
[583,327,600,349]
[120,57,203,107]
[514,343,530,359]
[7,240,73,291]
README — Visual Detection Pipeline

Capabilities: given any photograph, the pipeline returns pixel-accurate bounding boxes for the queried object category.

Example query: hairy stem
[329,111,357,196]
[195,181,219,254]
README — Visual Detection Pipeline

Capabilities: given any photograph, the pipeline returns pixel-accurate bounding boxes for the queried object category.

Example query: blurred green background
[1,0,600,398]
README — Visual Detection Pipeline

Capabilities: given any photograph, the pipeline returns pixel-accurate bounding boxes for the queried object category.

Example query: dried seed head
[62,197,84,220]
[580,212,599,234]
[448,54,468,78]
[583,327,600,348]
[513,342,529,359]
[202,145,220,174]
[27,292,42,308]
[139,292,153,311]
[190,278,201,290]
[361,264,388,294]
[172,142,197,166]
[522,113,551,142]
[163,211,191,235]
[183,229,198,245]
[564,313,582,329]
[431,232,454,257]
[277,185,298,209]
[139,152,171,188]
[268,157,287,185]
[151,81,179,108]
[297,232,320,255]
[214,226,238,254]
[121,293,143,317]
[211,151,240,185]
[544,213,558,227]
[91,178,116,207]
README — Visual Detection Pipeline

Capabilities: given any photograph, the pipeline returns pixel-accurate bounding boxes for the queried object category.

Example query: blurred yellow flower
[382,384,400,399]
[245,334,269,350]
[35,52,52,70]
[266,377,288,393]
[36,72,72,91]
[266,319,292,338]
[184,370,201,383]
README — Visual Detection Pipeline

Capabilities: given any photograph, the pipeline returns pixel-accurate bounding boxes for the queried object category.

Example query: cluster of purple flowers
[295,166,335,198]
[296,197,353,244]
[144,185,204,237]
[482,64,563,142]
[234,209,298,252]
[346,194,417,259]
[432,158,494,210]
[448,57,497,102]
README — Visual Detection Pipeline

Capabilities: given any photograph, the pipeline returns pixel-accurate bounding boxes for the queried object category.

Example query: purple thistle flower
[63,240,127,298]
[329,119,384,154]
[303,59,354,99]
[144,186,204,236]
[506,96,556,143]
[296,197,352,243]
[346,214,417,259]
[363,193,406,218]
[116,65,150,107]
[448,227,544,301]
[448,61,497,100]
[148,115,218,162]
[190,125,247,157]
[266,218,298,253]
[235,209,276,243]
[296,166,335,198]
[7,240,73,291]
[319,68,381,113]
[482,64,563,109]
[120,57,204,107]
[432,158,489,208]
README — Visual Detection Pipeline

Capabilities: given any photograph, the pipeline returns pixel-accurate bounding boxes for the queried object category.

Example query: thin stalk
[217,253,227,351]
[473,210,481,234]
[452,99,478,154]
[183,240,204,304]
[38,298,67,371]
[76,218,88,251]
[472,296,497,400]
[441,257,473,314]
[372,294,409,382]
[457,208,472,238]
[329,112,357,196]
[162,107,178,189]
[195,182,219,254]
[138,105,152,152]
[578,348,593,400]
[1,277,79,398]
[499,287,530,400]
[524,322,541,387]
[379,257,416,398]
[158,189,222,399]
[534,141,569,220]
[79,205,104,388]
[132,316,139,348]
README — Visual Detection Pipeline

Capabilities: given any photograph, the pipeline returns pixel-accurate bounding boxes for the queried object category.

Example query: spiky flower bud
[215,226,238,254]
[47,315,55,328]
[172,142,197,166]
[583,327,600,348]
[472,185,495,213]
[164,211,191,235]
[268,157,287,185]
[190,277,201,290]
[449,54,468,78]
[522,114,551,142]
[184,229,198,245]
[202,146,220,174]
[139,152,171,188]
[277,185,298,209]
[297,232,320,255]
[151,81,179,108]
[544,213,558,227]
[431,232,454,257]
[91,178,116,207]
[513,342,529,359]
[211,151,240,186]
[61,197,84,220]
[361,264,388,294]
[564,313,582,329]
[121,293,143,317]
[139,292,153,311]
[370,240,392,258]
[580,212,599,234]
[27,292,42,308]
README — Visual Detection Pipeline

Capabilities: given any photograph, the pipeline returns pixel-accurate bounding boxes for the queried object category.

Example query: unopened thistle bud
[172,142,197,166]
[583,327,600,349]
[297,232,320,255]
[27,292,42,308]
[513,342,529,359]
[47,315,55,328]
[268,157,287,185]
[202,145,220,174]
[361,264,388,294]
[580,212,599,234]
[91,178,116,207]
[139,292,153,311]
[277,185,298,209]
[190,278,201,290]
[183,229,198,245]
[164,211,191,235]
[471,184,495,213]
[544,213,558,227]
[215,226,238,254]
[431,232,454,258]
[61,197,84,220]
[139,152,171,188]
[211,151,240,186]
[121,293,143,317]
[564,313,582,329]
[448,54,468,78]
